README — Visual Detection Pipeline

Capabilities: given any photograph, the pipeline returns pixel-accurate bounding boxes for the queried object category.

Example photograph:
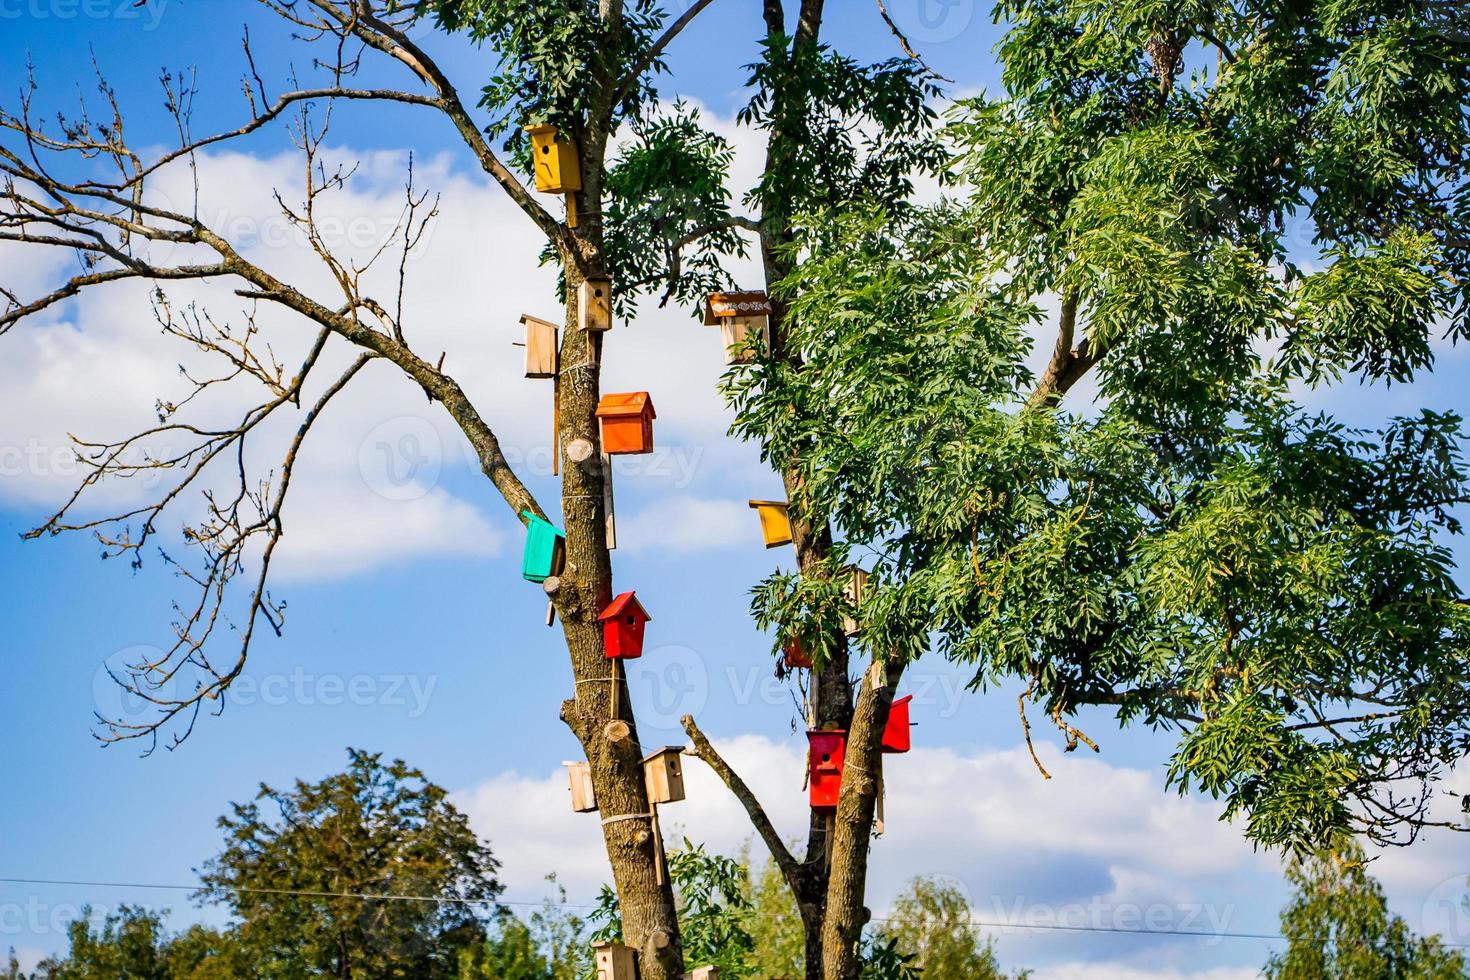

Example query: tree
[1265,844,1468,979]
[0,3,940,978]
[195,749,499,978]
[878,878,1015,980]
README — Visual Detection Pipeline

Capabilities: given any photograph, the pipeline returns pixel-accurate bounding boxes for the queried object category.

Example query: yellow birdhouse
[842,565,870,637]
[705,290,773,365]
[519,314,558,379]
[579,278,613,333]
[524,124,581,194]
[643,746,687,805]
[748,499,793,549]
[593,943,637,980]
[564,761,596,813]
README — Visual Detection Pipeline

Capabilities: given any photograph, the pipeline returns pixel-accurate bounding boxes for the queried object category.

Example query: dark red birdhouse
[807,729,847,810]
[783,636,812,670]
[882,694,913,754]
[600,591,651,660]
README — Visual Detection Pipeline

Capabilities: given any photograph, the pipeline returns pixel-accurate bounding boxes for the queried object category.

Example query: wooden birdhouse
[565,761,597,813]
[841,565,870,637]
[882,694,914,754]
[748,499,793,549]
[524,124,581,194]
[579,277,613,333]
[520,511,566,583]
[705,290,772,365]
[596,392,655,455]
[684,968,721,980]
[643,746,687,804]
[808,729,847,810]
[593,942,636,980]
[600,591,651,660]
[518,314,558,379]
[783,636,812,670]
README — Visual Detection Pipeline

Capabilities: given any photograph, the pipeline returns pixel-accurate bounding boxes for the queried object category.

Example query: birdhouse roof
[748,499,788,510]
[704,290,773,325]
[523,123,558,137]
[599,590,651,623]
[521,510,564,537]
[893,694,913,708]
[595,391,655,419]
[520,313,559,329]
[642,745,686,763]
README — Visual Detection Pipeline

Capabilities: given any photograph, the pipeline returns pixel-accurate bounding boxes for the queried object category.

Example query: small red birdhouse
[596,392,655,455]
[783,636,812,670]
[882,694,913,754]
[807,729,847,810]
[600,591,651,660]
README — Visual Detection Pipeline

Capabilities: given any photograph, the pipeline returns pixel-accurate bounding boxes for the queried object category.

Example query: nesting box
[519,314,558,379]
[520,510,566,583]
[748,500,793,548]
[643,746,687,804]
[596,392,655,455]
[684,969,721,980]
[882,694,914,754]
[593,942,636,980]
[783,636,812,670]
[808,729,847,810]
[565,761,597,813]
[579,278,613,333]
[524,124,581,194]
[600,591,651,660]
[841,565,870,637]
[705,291,773,365]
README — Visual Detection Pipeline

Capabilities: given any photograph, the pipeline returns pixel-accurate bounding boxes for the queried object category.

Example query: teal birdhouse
[521,510,566,583]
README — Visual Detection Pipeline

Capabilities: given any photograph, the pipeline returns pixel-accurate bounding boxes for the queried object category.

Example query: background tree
[195,749,499,979]
[1265,844,1468,979]
[878,878,1017,980]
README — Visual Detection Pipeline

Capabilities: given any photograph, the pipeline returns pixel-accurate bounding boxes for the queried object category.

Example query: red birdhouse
[807,729,847,810]
[600,591,651,660]
[783,636,812,670]
[882,694,913,754]
[596,392,656,455]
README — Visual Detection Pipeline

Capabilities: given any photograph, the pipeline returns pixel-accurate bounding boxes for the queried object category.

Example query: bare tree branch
[607,0,723,115]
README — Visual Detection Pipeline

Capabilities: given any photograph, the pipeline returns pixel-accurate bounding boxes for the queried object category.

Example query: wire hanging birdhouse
[748,499,793,548]
[704,290,772,365]
[599,591,651,660]
[596,392,656,455]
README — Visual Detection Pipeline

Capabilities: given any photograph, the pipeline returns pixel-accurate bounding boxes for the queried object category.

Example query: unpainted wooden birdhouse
[748,499,793,549]
[705,290,772,365]
[596,392,656,455]
[882,694,914,754]
[808,729,847,810]
[520,511,566,583]
[593,942,637,980]
[524,124,582,194]
[564,761,597,813]
[600,591,651,660]
[519,314,558,379]
[783,636,812,670]
[683,968,721,980]
[841,565,870,637]
[643,746,687,805]
[579,277,613,333]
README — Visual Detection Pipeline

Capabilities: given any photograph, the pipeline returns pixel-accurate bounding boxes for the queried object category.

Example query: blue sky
[1,2,1468,978]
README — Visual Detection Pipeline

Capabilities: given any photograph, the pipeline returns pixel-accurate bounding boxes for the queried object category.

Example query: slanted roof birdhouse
[596,392,655,455]
[783,635,812,670]
[807,729,847,810]
[841,565,870,637]
[593,942,637,980]
[579,278,613,333]
[748,499,793,548]
[599,591,651,660]
[524,124,581,194]
[564,761,597,813]
[520,510,566,583]
[643,746,686,804]
[518,314,558,379]
[882,694,914,754]
[705,290,773,365]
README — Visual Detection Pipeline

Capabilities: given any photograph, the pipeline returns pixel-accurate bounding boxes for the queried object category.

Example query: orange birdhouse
[808,729,846,809]
[596,392,655,455]
[882,694,913,754]
[783,636,812,670]
[600,591,651,660]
